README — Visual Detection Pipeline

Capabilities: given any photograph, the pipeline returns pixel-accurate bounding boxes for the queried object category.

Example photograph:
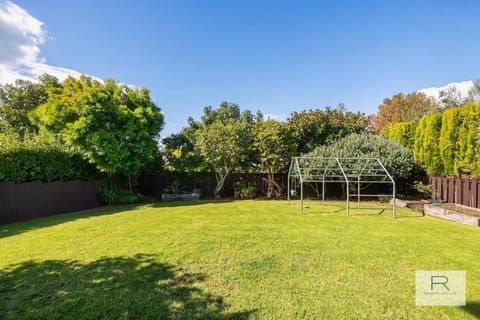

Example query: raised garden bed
[391,198,429,211]
[161,193,200,201]
[424,203,480,227]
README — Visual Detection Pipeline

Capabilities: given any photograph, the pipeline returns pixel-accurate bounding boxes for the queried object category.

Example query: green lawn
[0,200,479,319]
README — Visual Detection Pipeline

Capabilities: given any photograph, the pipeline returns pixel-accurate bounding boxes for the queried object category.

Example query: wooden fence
[430,176,480,209]
[140,172,290,198]
[0,180,100,225]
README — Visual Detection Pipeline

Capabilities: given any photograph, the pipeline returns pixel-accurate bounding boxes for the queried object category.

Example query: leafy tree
[200,102,261,126]
[307,133,414,179]
[253,120,295,197]
[467,79,480,102]
[31,76,164,186]
[387,121,417,149]
[372,92,438,133]
[195,120,251,197]
[287,105,368,154]
[438,86,470,109]
[183,101,262,173]
[162,132,205,172]
[0,75,60,135]
[413,113,443,176]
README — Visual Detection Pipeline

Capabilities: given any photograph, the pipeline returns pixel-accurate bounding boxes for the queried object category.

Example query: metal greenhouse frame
[287,157,396,217]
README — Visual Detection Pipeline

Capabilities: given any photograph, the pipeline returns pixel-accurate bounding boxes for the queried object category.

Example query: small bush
[98,180,143,205]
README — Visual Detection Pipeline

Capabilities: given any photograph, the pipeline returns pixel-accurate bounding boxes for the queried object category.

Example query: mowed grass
[1,200,479,319]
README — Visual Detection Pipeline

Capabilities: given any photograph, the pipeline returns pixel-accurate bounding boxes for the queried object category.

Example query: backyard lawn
[0,200,479,319]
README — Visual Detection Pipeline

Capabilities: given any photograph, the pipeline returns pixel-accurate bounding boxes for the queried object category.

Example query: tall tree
[195,120,251,197]
[0,75,60,135]
[372,92,438,133]
[287,105,368,154]
[31,76,164,186]
[179,101,261,173]
[253,120,295,197]
[439,86,469,109]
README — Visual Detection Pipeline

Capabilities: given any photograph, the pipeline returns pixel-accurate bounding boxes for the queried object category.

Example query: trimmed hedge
[413,113,443,176]
[387,120,417,149]
[394,102,480,177]
[0,133,98,182]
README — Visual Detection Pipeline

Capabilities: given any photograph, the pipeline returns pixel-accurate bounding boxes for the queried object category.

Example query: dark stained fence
[430,176,480,209]
[0,180,100,225]
[141,172,290,198]
[140,172,348,199]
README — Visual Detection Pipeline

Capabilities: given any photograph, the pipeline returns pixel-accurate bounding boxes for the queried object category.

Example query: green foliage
[438,107,463,175]
[308,133,414,179]
[0,75,59,136]
[287,105,368,154]
[372,92,438,133]
[413,113,443,176]
[31,76,164,176]
[253,120,295,197]
[454,103,480,176]
[0,132,98,182]
[240,184,255,198]
[195,120,251,196]
[98,180,143,204]
[162,180,184,194]
[200,101,262,126]
[162,132,204,172]
[387,120,417,149]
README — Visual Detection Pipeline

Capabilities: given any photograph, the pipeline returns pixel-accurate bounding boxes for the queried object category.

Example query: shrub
[98,180,144,205]
[0,132,98,182]
[307,133,414,179]
[387,120,417,149]
[413,113,443,176]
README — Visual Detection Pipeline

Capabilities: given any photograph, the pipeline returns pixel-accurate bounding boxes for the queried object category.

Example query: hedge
[0,133,98,182]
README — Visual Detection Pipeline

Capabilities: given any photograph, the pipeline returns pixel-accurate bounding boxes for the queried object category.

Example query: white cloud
[0,0,97,84]
[418,80,474,102]
[264,113,288,122]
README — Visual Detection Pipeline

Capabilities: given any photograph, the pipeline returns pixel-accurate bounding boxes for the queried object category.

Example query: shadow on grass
[0,200,232,240]
[0,205,141,240]
[0,253,254,319]
[462,302,480,319]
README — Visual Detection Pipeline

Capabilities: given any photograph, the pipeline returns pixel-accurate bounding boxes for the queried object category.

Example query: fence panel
[0,180,100,225]
[141,172,290,198]
[430,176,480,209]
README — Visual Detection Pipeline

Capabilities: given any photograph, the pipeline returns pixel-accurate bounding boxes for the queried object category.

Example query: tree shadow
[0,254,254,319]
[462,302,480,319]
[0,204,143,240]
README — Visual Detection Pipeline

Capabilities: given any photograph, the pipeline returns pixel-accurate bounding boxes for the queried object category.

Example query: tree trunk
[214,170,230,198]
[128,174,133,193]
[267,172,274,198]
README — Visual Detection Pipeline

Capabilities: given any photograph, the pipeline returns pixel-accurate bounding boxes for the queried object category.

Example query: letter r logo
[431,275,449,291]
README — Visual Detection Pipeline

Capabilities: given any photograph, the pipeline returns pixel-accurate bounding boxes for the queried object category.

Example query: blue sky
[3,0,480,135]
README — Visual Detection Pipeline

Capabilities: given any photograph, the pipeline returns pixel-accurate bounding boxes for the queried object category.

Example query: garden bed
[161,193,200,201]
[424,203,480,227]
